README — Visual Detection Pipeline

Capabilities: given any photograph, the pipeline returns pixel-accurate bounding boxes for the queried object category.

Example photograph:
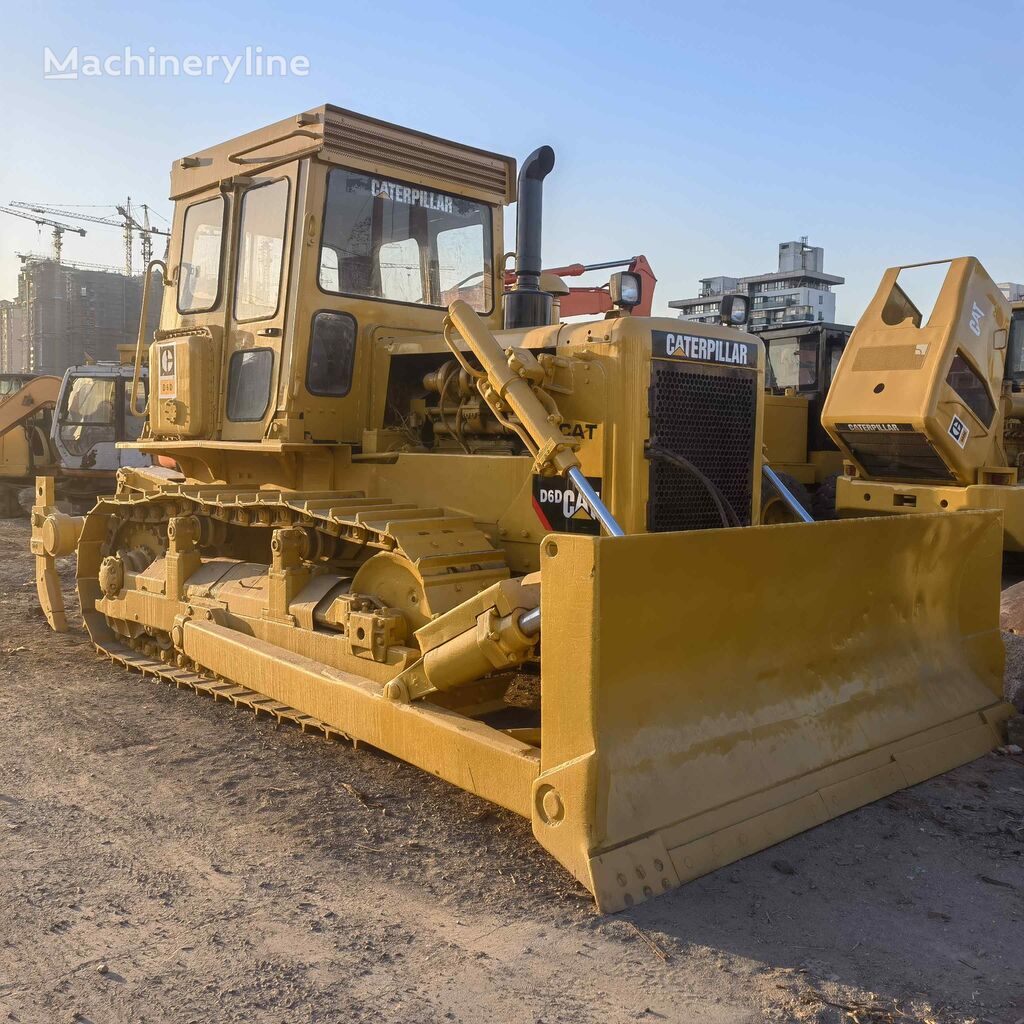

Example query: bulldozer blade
[532,511,1011,912]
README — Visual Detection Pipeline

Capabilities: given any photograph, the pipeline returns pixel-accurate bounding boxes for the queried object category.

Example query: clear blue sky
[0,0,1020,322]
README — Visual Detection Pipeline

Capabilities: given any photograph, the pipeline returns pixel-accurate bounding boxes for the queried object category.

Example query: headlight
[720,293,749,327]
[609,271,641,310]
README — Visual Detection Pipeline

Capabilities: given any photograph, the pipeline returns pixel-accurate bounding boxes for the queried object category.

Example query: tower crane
[11,200,170,276]
[0,207,86,263]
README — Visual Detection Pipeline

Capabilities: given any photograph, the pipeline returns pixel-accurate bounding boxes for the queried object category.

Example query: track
[99,637,351,741]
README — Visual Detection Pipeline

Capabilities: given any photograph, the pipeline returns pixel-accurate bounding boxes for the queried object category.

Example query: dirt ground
[0,516,1022,1024]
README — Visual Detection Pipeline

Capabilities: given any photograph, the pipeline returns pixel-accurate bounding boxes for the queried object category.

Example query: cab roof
[169,104,517,207]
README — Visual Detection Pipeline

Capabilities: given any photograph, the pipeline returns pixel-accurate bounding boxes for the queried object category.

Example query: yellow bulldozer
[822,258,1024,548]
[31,106,1014,911]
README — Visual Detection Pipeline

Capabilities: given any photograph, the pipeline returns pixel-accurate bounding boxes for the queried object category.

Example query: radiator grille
[647,361,757,531]
[839,430,954,481]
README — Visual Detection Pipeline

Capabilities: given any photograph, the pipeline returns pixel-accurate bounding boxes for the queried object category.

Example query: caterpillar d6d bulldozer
[31,107,1013,911]
[821,259,1024,550]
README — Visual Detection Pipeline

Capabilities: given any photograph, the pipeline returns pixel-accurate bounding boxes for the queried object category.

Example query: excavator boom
[0,376,60,438]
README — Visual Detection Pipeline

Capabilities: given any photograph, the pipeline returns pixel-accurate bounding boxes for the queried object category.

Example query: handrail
[227,128,321,165]
[131,260,166,417]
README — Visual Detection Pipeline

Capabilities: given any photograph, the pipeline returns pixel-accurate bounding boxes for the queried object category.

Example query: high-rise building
[669,238,844,332]
[0,259,161,374]
[999,282,1024,302]
[0,299,27,373]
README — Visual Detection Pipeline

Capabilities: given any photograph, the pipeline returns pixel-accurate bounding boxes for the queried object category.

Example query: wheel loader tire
[812,472,839,520]
[760,471,812,524]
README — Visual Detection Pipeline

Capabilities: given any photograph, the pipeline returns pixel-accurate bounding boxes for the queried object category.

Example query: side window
[226,349,274,422]
[177,196,225,314]
[235,179,289,321]
[1007,311,1024,384]
[946,351,995,426]
[307,312,357,397]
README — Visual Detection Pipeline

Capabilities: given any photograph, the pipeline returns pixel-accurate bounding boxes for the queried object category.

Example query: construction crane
[119,199,165,271]
[11,200,170,276]
[16,252,125,274]
[0,207,86,263]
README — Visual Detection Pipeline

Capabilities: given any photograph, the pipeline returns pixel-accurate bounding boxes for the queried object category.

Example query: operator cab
[54,364,150,485]
[145,105,514,454]
[762,322,852,454]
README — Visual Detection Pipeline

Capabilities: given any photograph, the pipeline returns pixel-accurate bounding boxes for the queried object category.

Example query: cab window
[123,378,147,440]
[1007,311,1024,385]
[227,349,274,422]
[764,336,819,391]
[307,312,356,397]
[319,169,493,313]
[177,196,225,314]
[235,180,289,321]
[946,352,995,426]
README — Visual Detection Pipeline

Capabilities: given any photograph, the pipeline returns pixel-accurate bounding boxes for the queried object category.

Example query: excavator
[0,361,150,518]
[0,374,60,516]
[504,256,657,319]
[30,106,1012,911]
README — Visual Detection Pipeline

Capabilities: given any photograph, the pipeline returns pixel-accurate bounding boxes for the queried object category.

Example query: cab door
[221,165,297,441]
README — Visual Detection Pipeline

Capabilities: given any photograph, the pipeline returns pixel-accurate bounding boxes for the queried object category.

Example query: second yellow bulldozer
[32,106,1013,911]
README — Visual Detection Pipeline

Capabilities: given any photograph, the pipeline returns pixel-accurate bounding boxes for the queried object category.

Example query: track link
[99,638,352,743]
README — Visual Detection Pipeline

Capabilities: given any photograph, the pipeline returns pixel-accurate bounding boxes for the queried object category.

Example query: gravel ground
[0,517,1022,1024]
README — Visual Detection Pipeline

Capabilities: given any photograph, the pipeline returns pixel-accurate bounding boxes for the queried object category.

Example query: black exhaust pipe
[504,145,555,330]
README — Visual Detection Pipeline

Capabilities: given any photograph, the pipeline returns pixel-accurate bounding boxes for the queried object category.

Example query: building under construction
[0,258,162,374]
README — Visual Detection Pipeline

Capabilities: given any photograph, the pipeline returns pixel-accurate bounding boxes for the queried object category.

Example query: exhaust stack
[505,146,555,330]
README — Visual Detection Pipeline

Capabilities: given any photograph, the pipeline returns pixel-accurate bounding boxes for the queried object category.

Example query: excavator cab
[53,364,150,510]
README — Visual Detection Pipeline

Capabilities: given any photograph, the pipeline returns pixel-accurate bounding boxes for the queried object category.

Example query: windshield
[319,169,493,313]
[59,375,116,456]
[764,336,820,391]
